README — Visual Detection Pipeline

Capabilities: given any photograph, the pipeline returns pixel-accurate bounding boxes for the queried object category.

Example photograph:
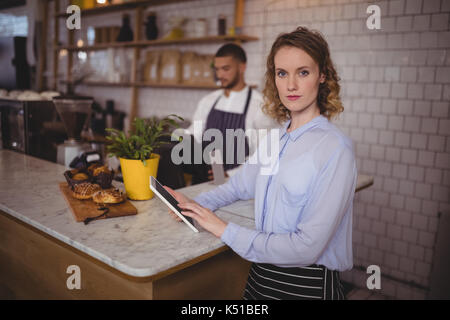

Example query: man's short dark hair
[215,43,247,63]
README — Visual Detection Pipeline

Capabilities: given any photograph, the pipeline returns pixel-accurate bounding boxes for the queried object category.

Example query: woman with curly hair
[165,27,357,300]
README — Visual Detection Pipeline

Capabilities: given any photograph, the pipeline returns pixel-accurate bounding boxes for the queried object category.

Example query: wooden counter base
[0,211,251,299]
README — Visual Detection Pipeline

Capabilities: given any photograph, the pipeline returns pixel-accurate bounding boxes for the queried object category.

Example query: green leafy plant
[106,114,183,165]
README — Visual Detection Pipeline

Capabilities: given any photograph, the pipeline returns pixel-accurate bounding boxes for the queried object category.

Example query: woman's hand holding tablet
[178,202,227,238]
[150,176,199,232]
[163,186,193,222]
[159,182,227,238]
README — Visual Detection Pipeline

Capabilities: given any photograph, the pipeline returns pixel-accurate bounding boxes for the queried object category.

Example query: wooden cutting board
[59,183,137,223]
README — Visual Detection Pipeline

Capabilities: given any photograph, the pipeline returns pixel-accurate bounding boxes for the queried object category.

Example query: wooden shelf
[61,80,257,90]
[60,80,221,90]
[53,0,253,129]
[61,81,133,88]
[58,35,259,51]
[55,0,195,17]
[134,82,220,90]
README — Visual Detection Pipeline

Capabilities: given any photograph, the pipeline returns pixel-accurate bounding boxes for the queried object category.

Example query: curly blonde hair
[262,27,344,123]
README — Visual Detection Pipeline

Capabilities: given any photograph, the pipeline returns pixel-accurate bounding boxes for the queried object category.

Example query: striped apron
[243,263,346,300]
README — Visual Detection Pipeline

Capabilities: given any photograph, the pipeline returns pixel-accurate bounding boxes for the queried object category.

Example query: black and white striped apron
[243,263,346,300]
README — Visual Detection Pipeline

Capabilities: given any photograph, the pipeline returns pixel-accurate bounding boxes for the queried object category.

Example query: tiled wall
[1,0,449,300]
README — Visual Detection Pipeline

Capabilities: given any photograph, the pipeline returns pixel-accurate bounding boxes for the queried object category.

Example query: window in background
[0,14,28,36]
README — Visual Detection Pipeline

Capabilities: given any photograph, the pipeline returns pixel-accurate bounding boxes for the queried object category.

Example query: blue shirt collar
[281,115,328,141]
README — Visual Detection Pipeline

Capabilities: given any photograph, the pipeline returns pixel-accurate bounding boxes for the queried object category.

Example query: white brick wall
[244,0,448,300]
[2,0,448,300]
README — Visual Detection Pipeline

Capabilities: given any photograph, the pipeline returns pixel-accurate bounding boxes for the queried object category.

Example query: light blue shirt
[194,115,357,271]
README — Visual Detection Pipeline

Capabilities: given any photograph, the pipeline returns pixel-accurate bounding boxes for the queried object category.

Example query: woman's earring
[320,74,326,84]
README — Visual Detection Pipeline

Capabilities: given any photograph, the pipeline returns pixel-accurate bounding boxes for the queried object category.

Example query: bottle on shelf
[218,15,226,36]
[116,13,134,42]
[144,12,158,40]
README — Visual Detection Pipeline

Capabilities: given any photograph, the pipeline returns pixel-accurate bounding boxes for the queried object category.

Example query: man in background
[183,43,278,184]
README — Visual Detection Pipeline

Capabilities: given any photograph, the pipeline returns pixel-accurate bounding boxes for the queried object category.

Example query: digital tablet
[150,176,199,233]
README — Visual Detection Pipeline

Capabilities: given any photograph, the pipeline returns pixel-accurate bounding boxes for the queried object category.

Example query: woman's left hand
[178,202,227,238]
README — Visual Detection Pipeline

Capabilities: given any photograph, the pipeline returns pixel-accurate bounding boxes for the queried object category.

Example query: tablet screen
[151,176,195,225]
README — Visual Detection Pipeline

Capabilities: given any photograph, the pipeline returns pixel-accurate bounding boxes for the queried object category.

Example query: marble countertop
[0,150,373,279]
[0,150,254,278]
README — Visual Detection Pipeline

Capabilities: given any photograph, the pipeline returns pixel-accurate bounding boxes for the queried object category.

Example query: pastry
[87,163,102,175]
[93,165,112,176]
[91,165,114,189]
[71,182,101,200]
[72,173,89,180]
[92,188,125,204]
[64,169,91,187]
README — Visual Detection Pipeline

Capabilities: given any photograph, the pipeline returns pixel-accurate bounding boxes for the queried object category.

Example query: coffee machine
[53,95,93,167]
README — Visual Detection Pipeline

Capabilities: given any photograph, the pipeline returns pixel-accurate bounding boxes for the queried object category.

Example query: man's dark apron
[183,87,252,185]
[203,87,252,171]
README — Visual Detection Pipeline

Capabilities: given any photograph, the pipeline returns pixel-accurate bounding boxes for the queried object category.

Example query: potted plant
[106,115,183,200]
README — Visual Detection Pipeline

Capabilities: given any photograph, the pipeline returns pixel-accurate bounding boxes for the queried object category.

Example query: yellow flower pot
[120,154,160,200]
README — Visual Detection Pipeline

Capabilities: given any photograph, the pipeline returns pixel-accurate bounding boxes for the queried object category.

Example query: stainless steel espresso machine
[53,95,94,167]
